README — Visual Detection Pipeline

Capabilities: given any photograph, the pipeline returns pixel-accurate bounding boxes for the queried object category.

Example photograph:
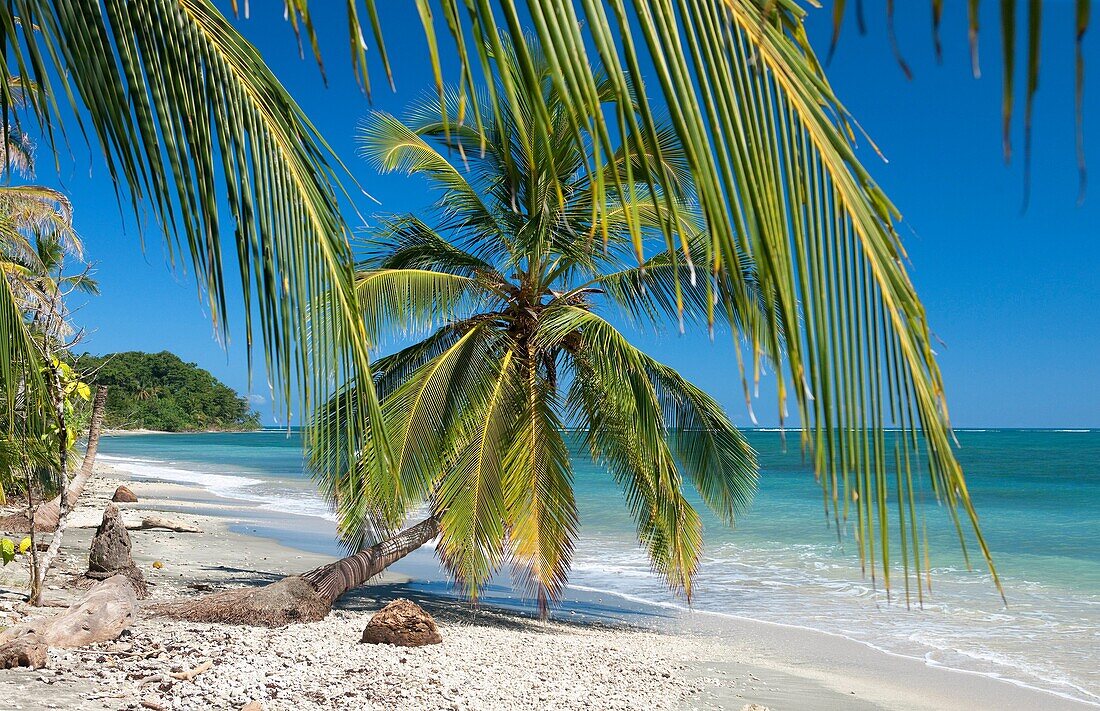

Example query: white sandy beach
[0,461,1094,711]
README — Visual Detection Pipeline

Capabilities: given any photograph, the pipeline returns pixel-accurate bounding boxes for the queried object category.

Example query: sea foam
[98,453,336,522]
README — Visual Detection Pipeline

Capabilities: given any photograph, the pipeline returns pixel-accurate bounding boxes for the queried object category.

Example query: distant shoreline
[102,427,263,436]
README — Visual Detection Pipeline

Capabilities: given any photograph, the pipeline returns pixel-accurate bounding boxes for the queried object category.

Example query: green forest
[75,351,261,432]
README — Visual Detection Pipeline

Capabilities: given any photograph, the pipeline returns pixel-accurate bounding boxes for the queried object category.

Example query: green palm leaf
[569,349,705,596]
[503,355,577,612]
[364,217,502,279]
[0,187,74,253]
[381,324,507,527]
[0,258,44,421]
[354,267,491,346]
[435,349,521,596]
[371,317,491,401]
[360,110,505,257]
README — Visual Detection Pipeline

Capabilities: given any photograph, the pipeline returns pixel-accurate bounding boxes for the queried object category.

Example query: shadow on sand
[175,562,677,634]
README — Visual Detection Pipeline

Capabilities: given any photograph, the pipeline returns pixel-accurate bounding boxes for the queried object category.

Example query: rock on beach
[360,598,442,647]
[111,485,138,503]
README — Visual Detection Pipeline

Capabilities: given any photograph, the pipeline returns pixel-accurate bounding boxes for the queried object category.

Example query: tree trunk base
[150,576,330,627]
[73,565,149,599]
[0,513,53,533]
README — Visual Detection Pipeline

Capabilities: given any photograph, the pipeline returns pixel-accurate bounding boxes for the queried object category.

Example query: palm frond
[503,356,577,613]
[0,251,46,421]
[371,317,493,400]
[310,325,501,549]
[550,306,705,596]
[647,363,758,526]
[376,324,508,532]
[571,354,704,596]
[360,110,505,257]
[435,349,522,597]
[594,234,774,338]
[0,186,75,255]
[354,267,493,346]
[363,217,502,279]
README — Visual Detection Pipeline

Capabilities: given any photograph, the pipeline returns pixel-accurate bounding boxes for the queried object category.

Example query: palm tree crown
[312,44,768,610]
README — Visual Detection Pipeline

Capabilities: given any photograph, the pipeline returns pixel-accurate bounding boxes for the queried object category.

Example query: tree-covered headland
[75,351,261,433]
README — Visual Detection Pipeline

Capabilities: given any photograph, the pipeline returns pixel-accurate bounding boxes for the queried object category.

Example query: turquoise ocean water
[99,429,1099,705]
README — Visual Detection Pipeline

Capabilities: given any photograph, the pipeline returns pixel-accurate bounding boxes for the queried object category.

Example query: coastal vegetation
[0,75,108,605]
[75,351,262,433]
[0,75,98,505]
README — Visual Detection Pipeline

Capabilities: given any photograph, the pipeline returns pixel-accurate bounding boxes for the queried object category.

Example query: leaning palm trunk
[31,385,108,531]
[0,385,108,534]
[28,386,109,604]
[155,516,440,627]
[302,516,441,604]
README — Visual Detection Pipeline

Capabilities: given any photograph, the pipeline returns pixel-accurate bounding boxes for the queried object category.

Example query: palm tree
[287,1,1007,599]
[166,47,766,621]
[305,52,771,610]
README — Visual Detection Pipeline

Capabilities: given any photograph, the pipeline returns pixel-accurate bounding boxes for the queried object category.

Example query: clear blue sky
[45,2,1100,428]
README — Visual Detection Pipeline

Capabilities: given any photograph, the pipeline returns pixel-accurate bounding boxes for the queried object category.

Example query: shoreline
[0,461,1095,709]
[102,428,266,436]
[134,460,1097,710]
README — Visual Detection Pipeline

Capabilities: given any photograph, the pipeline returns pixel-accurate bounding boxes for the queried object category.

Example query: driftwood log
[0,575,138,668]
[128,517,202,534]
[77,517,203,534]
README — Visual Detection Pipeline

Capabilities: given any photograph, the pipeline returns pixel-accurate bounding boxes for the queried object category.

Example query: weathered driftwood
[0,575,138,667]
[34,575,136,647]
[76,516,203,533]
[128,517,202,533]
